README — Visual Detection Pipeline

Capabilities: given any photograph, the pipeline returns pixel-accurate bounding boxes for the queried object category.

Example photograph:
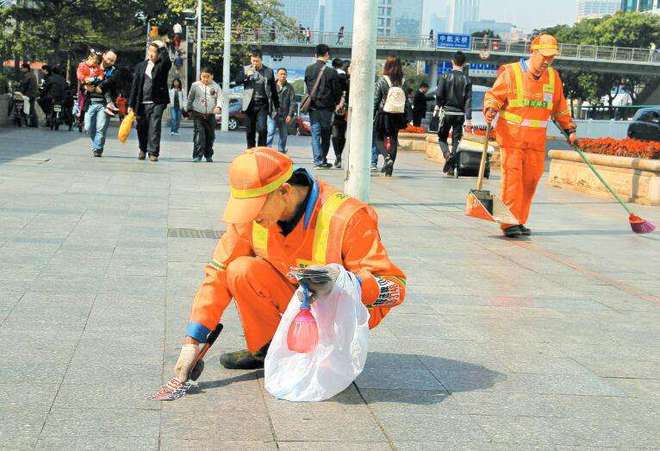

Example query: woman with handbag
[373,56,412,177]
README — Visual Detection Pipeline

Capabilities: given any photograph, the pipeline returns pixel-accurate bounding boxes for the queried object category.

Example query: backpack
[382,76,406,114]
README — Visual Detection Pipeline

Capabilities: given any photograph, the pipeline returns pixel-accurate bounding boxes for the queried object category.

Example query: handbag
[300,66,326,113]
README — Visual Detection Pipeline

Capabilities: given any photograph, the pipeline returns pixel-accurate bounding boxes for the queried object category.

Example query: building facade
[576,0,620,20]
[620,0,660,12]
[447,0,480,33]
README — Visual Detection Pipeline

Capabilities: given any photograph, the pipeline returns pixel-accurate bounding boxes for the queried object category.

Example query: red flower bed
[464,124,496,140]
[576,138,660,160]
[402,125,426,134]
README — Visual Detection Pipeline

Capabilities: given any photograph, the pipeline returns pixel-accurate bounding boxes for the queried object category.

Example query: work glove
[484,108,497,125]
[290,265,340,302]
[566,130,577,145]
[174,343,199,382]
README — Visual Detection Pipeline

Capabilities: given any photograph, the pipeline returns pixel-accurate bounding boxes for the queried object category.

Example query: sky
[425,0,577,32]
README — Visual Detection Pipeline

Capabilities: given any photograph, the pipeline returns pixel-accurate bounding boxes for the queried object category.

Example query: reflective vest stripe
[507,63,556,111]
[312,193,350,264]
[252,222,269,254]
[501,111,548,128]
[231,166,294,199]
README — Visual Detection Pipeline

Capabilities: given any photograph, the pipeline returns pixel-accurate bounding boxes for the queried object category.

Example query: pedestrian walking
[266,68,296,154]
[172,147,407,375]
[169,78,187,135]
[82,49,119,157]
[412,82,429,126]
[429,29,435,46]
[20,62,39,127]
[336,26,345,45]
[484,34,577,238]
[128,40,172,162]
[238,48,279,148]
[331,58,349,168]
[187,67,222,162]
[305,28,312,43]
[373,56,412,177]
[436,51,472,174]
[304,44,342,169]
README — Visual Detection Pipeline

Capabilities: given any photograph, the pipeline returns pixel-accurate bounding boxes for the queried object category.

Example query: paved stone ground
[0,125,658,450]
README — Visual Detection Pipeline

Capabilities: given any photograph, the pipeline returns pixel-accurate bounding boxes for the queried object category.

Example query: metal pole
[221,0,231,132]
[196,0,202,80]
[344,0,377,201]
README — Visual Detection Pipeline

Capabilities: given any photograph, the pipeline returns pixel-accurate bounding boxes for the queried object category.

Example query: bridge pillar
[430,61,439,88]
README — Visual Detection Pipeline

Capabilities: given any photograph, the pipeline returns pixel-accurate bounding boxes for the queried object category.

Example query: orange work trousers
[226,256,390,352]
[499,146,546,230]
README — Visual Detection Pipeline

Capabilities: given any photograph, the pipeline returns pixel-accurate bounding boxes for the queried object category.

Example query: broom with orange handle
[556,123,655,234]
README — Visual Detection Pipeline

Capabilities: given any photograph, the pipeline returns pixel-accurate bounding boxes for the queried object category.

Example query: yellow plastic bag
[118,111,135,143]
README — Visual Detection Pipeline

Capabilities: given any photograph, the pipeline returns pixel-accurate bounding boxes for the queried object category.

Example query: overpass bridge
[205,29,660,77]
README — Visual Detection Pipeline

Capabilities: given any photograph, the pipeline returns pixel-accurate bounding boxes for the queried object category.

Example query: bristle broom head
[629,214,655,234]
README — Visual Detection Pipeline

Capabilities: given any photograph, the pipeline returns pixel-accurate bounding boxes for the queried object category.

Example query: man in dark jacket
[84,49,118,157]
[238,48,279,148]
[436,51,472,174]
[20,63,39,127]
[266,68,296,154]
[331,58,349,168]
[128,41,172,162]
[412,82,429,126]
[305,44,342,168]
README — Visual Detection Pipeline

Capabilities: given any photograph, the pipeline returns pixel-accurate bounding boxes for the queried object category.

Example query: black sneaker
[138,151,146,160]
[148,154,159,162]
[334,158,342,169]
[93,151,102,158]
[205,156,213,163]
[314,163,331,170]
[503,225,523,238]
[219,343,270,370]
[519,225,531,236]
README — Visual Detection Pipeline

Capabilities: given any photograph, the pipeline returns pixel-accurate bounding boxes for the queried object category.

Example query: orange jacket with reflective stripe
[187,177,407,339]
[484,60,575,150]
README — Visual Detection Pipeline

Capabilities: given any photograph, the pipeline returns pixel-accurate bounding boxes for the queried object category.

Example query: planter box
[424,134,500,168]
[548,150,660,206]
[398,132,431,152]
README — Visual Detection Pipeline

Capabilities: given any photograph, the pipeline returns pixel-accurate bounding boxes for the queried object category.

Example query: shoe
[138,151,146,160]
[503,225,523,238]
[219,343,270,370]
[170,131,174,135]
[370,164,378,172]
[193,156,202,162]
[519,225,531,236]
[314,163,332,170]
[205,156,213,163]
[148,155,158,162]
[174,132,180,136]
[334,158,342,169]
[93,150,102,158]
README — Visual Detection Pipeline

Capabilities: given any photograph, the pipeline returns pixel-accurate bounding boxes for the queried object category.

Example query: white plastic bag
[265,264,369,402]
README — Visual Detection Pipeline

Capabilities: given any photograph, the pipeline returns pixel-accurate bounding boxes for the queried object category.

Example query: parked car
[627,107,660,142]
[215,98,247,130]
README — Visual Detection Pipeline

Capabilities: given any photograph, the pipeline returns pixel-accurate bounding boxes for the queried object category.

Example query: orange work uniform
[484,59,575,228]
[186,174,407,351]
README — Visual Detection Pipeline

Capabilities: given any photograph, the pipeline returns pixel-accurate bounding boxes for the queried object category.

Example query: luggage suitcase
[452,148,490,179]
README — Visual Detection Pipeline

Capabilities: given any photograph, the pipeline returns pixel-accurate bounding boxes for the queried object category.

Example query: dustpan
[465,124,519,225]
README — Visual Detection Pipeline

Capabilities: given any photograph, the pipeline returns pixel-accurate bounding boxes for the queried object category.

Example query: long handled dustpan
[465,125,519,225]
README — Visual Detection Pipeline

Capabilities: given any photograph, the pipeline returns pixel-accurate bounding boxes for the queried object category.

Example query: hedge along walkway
[0,126,658,449]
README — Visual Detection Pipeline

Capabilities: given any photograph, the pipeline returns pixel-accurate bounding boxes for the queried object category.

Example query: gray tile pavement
[0,126,658,449]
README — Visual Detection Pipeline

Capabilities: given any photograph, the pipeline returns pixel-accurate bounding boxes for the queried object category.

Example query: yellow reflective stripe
[208,259,226,271]
[522,119,547,127]
[252,222,269,254]
[511,63,524,104]
[531,44,558,51]
[502,111,523,123]
[544,67,556,93]
[231,166,294,199]
[312,192,349,264]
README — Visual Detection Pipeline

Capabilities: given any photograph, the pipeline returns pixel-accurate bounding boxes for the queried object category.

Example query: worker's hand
[303,265,341,301]
[484,108,497,125]
[567,132,577,145]
[127,107,134,115]
[174,343,199,382]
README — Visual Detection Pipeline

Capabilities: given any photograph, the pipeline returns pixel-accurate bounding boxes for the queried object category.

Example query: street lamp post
[196,0,202,81]
[344,0,377,201]
[221,0,232,133]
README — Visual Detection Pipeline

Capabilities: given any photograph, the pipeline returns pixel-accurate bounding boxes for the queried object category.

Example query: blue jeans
[310,109,333,165]
[170,107,182,133]
[267,115,289,153]
[371,141,379,167]
[84,103,109,153]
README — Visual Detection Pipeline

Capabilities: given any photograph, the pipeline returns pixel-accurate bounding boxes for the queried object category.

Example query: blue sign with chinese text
[437,33,471,50]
